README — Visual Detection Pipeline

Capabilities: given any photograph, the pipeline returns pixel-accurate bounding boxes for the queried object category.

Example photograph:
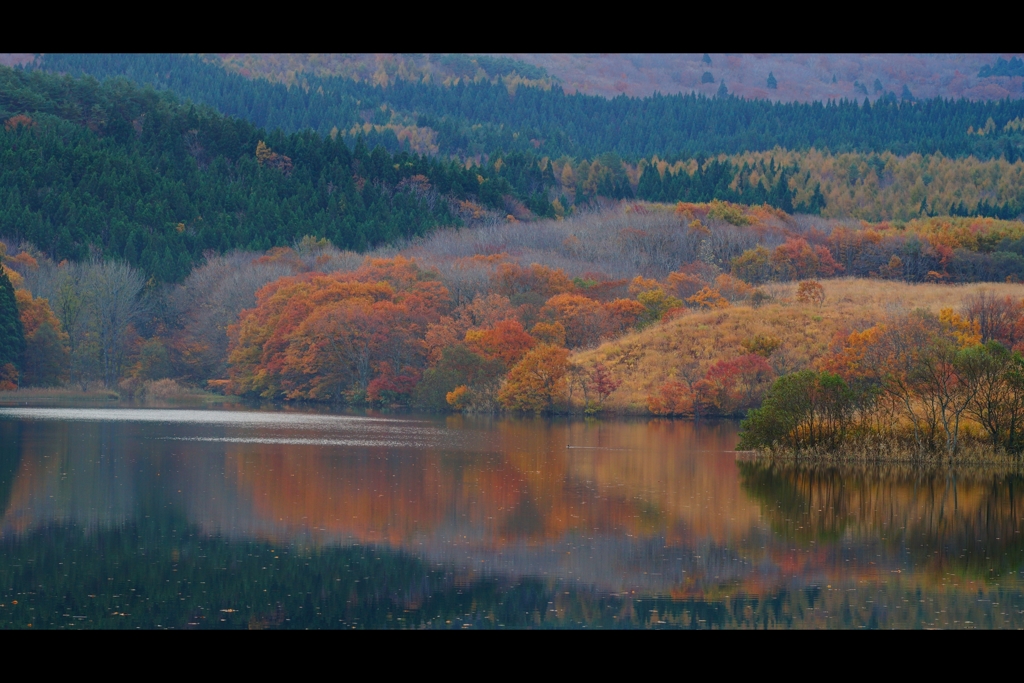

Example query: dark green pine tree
[717,80,728,98]
[0,267,26,377]
[766,72,778,90]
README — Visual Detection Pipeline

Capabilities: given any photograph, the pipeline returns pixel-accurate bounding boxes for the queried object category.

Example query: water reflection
[1,408,1022,628]
[739,461,1024,581]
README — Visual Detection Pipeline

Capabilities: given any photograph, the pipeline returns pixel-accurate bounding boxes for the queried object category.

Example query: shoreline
[741,445,1024,472]
[0,387,241,407]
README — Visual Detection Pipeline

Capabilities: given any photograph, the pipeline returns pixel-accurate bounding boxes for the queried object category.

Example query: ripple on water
[0,407,454,448]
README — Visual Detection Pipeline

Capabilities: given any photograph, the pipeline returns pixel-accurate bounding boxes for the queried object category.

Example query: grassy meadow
[572,278,1024,414]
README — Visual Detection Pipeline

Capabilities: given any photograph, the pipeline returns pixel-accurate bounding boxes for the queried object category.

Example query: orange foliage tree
[714,274,753,301]
[796,280,825,306]
[647,380,693,416]
[604,298,644,336]
[227,257,448,402]
[540,293,608,348]
[465,319,536,367]
[15,290,68,386]
[498,344,570,412]
[649,354,774,417]
[686,287,729,310]
[665,271,706,299]
[531,321,567,347]
[492,262,575,299]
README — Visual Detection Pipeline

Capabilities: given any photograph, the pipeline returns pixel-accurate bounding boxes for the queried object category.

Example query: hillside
[503,54,1024,103]
[215,53,553,87]
[570,278,1024,414]
[22,54,1024,162]
[0,66,562,280]
[171,53,1024,104]
[9,59,1024,222]
[392,201,1024,285]
[7,199,1024,415]
[8,65,1024,283]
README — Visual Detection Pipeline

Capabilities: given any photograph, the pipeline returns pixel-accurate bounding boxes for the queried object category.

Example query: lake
[1,405,1022,629]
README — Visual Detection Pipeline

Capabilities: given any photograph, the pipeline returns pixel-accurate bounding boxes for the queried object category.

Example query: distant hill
[500,54,1024,103]
[19,54,1024,162]
[17,53,1024,105]
[200,53,1024,104]
[214,53,554,87]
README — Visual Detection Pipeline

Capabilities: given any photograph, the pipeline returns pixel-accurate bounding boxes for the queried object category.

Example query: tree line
[7,202,1024,411]
[29,53,1024,162]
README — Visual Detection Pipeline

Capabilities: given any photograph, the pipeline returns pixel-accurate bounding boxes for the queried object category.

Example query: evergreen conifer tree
[766,72,777,89]
[0,267,25,375]
[717,80,728,97]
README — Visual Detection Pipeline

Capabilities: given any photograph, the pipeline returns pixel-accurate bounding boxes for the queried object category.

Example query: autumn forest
[4,54,1024,460]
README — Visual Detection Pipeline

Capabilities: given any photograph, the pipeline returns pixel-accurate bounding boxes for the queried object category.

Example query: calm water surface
[1,405,1022,629]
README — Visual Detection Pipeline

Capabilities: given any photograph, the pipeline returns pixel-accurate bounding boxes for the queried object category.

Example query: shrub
[750,288,773,308]
[738,371,859,450]
[686,287,729,310]
[707,200,750,226]
[446,385,470,411]
[647,380,692,415]
[741,334,783,358]
[796,280,825,306]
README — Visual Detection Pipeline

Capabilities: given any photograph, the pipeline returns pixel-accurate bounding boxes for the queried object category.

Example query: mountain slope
[0,67,552,280]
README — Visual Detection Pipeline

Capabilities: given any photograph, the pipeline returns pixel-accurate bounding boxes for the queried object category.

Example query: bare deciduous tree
[87,259,145,387]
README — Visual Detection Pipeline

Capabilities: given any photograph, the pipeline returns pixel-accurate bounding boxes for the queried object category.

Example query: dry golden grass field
[571,278,1024,413]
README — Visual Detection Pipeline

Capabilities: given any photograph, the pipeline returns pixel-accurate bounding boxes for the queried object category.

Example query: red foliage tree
[590,362,621,404]
[771,237,843,280]
[694,354,775,415]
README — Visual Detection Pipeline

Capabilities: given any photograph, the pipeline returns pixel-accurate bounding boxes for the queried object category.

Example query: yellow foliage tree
[255,140,273,165]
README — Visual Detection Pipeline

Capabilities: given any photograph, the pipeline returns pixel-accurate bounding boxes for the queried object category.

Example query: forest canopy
[5,63,1024,285]
[0,66,561,281]
[28,54,1024,162]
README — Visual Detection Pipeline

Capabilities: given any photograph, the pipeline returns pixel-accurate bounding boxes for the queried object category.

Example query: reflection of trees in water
[0,422,22,519]
[0,417,763,595]
[1,416,759,552]
[4,518,1022,629]
[6,415,1024,625]
[223,417,760,551]
[1,421,139,536]
[739,461,1024,579]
